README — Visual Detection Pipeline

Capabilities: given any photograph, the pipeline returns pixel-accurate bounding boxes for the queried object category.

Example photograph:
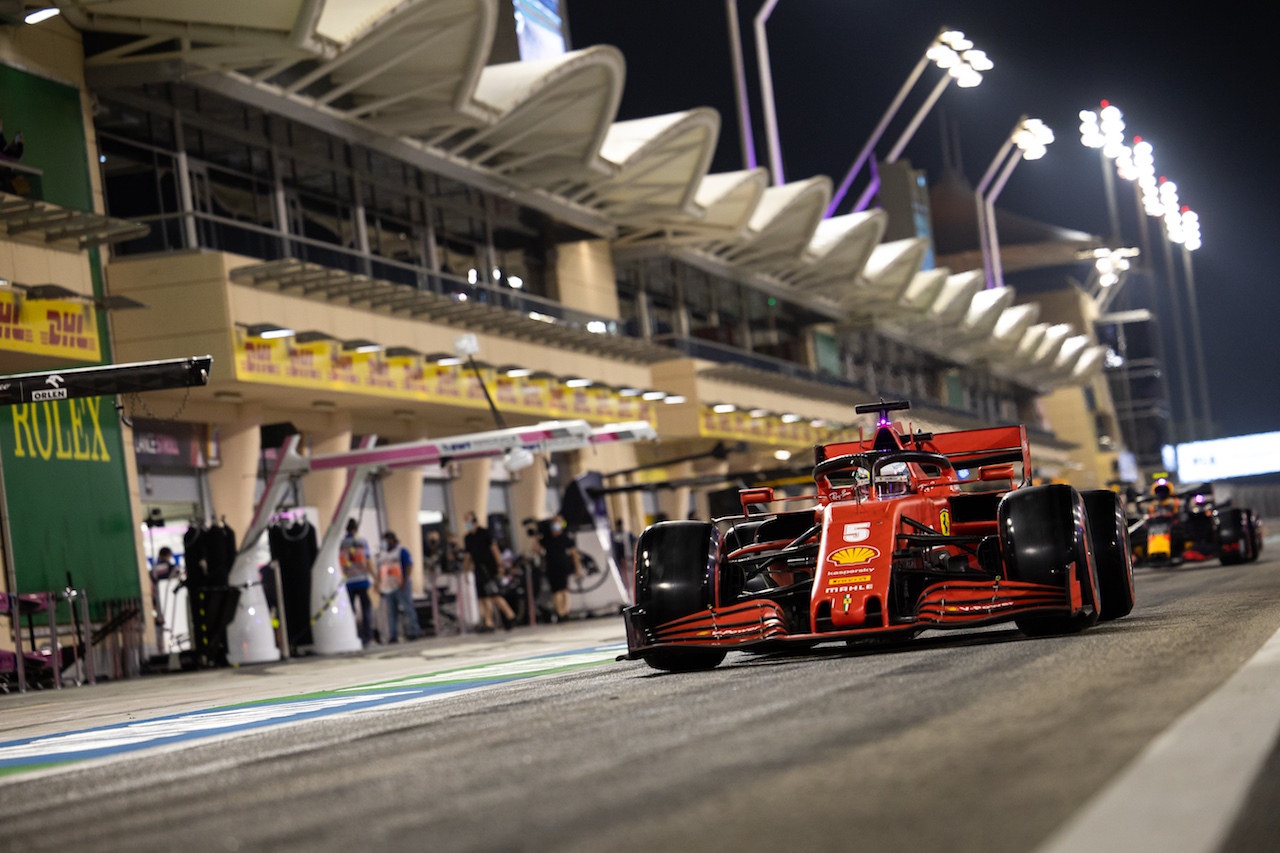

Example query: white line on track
[1036,622,1280,853]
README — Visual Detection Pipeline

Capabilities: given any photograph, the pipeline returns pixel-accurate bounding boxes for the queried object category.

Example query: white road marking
[0,692,416,763]
[1036,622,1280,853]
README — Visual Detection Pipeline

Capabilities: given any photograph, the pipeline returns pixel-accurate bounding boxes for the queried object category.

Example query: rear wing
[819,424,1031,487]
[925,425,1030,480]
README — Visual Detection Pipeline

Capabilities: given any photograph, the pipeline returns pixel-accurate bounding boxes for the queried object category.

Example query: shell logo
[829,546,880,566]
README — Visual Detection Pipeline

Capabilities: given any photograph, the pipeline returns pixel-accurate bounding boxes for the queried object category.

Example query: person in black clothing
[462,511,515,631]
[538,514,581,622]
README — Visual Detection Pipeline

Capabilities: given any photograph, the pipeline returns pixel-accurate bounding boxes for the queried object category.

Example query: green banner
[0,397,139,598]
[1,64,138,601]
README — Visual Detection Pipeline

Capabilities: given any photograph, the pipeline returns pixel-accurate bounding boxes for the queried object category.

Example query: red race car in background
[623,400,1135,672]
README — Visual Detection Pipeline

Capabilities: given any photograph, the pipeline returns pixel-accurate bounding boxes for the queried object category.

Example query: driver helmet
[1153,480,1172,500]
[877,462,911,498]
[854,467,871,498]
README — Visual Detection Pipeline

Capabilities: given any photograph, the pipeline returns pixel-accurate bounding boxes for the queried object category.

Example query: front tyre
[645,648,727,672]
[633,521,725,672]
[1083,490,1135,621]
[999,484,1101,636]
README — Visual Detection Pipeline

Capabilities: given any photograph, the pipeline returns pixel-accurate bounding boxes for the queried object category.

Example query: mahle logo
[829,545,879,566]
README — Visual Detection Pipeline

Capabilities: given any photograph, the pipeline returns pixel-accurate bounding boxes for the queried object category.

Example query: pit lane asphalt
[4,550,1280,853]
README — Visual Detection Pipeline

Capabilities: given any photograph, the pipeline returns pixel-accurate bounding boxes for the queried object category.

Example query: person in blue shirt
[379,530,420,642]
[339,519,374,646]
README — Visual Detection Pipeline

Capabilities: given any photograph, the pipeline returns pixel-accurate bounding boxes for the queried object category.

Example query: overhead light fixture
[505,367,533,378]
[713,404,736,414]
[810,419,826,428]
[749,409,769,418]
[781,413,802,424]
[436,356,465,366]
[642,391,667,401]
[24,8,60,24]
[618,387,642,397]
[508,275,524,290]
[586,320,609,334]
[246,323,295,339]
[467,268,478,285]
[564,377,592,388]
[385,346,421,358]
[663,395,687,405]
[774,449,792,461]
[342,339,383,354]
[294,330,336,344]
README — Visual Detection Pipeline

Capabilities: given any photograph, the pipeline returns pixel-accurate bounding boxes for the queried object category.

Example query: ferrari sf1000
[623,401,1135,671]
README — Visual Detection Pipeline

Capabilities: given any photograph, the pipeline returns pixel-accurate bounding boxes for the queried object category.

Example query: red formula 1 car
[623,401,1136,671]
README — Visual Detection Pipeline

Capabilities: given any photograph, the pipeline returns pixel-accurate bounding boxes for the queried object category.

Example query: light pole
[977,118,1054,290]
[1177,209,1212,437]
[1094,107,1210,442]
[754,0,785,184]
[1079,103,1127,242]
[828,28,991,216]
[724,0,758,170]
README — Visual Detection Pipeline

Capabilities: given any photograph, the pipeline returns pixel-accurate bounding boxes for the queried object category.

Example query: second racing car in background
[1129,478,1264,566]
[622,400,1135,672]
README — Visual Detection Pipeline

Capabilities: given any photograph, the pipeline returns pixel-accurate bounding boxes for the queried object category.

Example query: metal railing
[121,209,624,335]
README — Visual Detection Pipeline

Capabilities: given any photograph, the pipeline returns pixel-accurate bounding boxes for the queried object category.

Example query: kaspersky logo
[829,546,879,566]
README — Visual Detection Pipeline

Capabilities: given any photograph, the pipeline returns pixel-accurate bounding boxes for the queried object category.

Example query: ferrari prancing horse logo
[829,546,880,566]
[939,510,951,537]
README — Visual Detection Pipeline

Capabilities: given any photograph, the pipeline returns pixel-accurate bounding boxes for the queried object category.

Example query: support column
[206,406,264,537]
[451,458,492,536]
[383,465,425,591]
[449,458,491,629]
[693,459,730,522]
[303,414,353,542]
[626,476,648,531]
[657,461,694,521]
[509,455,548,557]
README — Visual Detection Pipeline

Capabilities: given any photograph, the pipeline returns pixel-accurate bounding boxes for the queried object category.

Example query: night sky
[570,1,1280,439]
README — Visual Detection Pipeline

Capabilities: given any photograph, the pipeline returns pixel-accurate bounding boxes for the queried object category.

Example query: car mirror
[739,487,774,513]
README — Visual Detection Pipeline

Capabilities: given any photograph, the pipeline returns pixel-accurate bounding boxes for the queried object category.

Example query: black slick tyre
[644,647,727,672]
[1217,508,1251,565]
[999,484,1101,636]
[633,521,726,672]
[1083,490,1135,621]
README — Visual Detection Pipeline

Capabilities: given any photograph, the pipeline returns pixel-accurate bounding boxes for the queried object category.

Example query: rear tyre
[1217,508,1252,565]
[634,521,726,672]
[1083,490,1135,621]
[999,484,1101,637]
[1245,511,1263,563]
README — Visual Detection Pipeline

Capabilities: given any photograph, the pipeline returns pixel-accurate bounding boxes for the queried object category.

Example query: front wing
[623,579,1070,658]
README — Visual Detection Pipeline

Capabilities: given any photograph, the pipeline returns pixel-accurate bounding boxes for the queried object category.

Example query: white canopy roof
[62,0,1093,391]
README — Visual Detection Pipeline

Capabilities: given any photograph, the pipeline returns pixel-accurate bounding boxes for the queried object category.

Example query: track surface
[5,553,1280,853]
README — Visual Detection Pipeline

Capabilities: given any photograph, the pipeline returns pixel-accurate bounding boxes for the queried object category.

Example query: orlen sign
[1173,431,1280,481]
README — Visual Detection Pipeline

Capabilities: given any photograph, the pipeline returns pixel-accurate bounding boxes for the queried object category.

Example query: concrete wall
[552,240,620,320]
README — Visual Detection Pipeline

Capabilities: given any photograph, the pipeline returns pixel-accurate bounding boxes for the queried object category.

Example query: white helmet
[876,462,910,497]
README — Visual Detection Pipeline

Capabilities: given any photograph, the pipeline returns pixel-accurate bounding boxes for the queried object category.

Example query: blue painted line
[0,643,626,773]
